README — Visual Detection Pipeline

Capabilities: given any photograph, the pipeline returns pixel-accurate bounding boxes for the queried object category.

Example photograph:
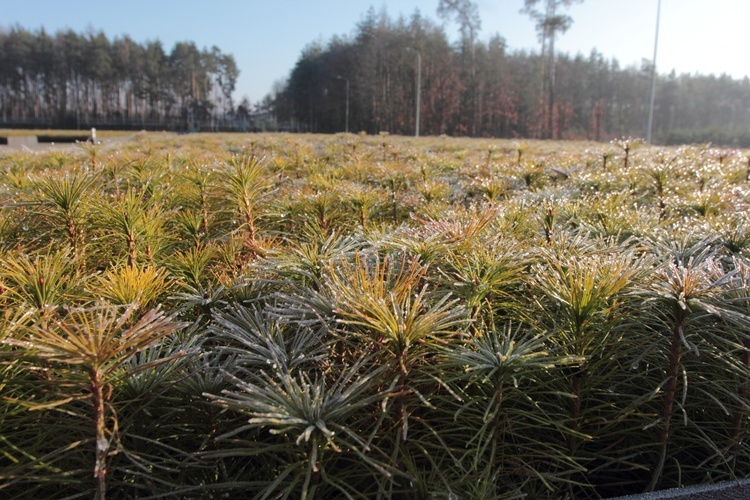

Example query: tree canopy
[272,7,750,145]
[2,10,750,145]
[0,26,238,131]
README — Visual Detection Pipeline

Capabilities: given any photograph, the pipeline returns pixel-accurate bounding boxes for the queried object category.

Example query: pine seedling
[7,305,185,499]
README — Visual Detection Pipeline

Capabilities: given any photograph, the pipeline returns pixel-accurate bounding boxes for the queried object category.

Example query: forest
[2,3,750,145]
[0,27,239,131]
[274,7,750,145]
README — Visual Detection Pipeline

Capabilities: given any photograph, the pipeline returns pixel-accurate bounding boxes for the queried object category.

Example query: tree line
[3,2,750,145]
[0,26,239,131]
[272,5,750,146]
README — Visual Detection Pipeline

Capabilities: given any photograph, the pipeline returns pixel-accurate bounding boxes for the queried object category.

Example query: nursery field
[3,132,750,499]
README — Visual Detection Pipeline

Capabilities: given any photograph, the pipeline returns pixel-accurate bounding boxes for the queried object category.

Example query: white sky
[5,1,749,103]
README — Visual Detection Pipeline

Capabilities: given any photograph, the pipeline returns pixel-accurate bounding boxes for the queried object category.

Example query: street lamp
[336,75,349,133]
[646,0,661,144]
[406,48,421,137]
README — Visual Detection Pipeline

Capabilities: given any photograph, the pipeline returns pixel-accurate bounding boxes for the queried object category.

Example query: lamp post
[406,48,421,137]
[646,0,661,144]
[336,75,349,133]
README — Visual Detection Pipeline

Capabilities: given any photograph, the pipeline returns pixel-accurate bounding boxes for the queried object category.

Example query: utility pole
[646,0,661,144]
[336,75,349,133]
[406,48,421,137]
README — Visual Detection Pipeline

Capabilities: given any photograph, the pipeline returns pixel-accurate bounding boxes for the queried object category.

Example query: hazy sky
[5,1,749,104]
